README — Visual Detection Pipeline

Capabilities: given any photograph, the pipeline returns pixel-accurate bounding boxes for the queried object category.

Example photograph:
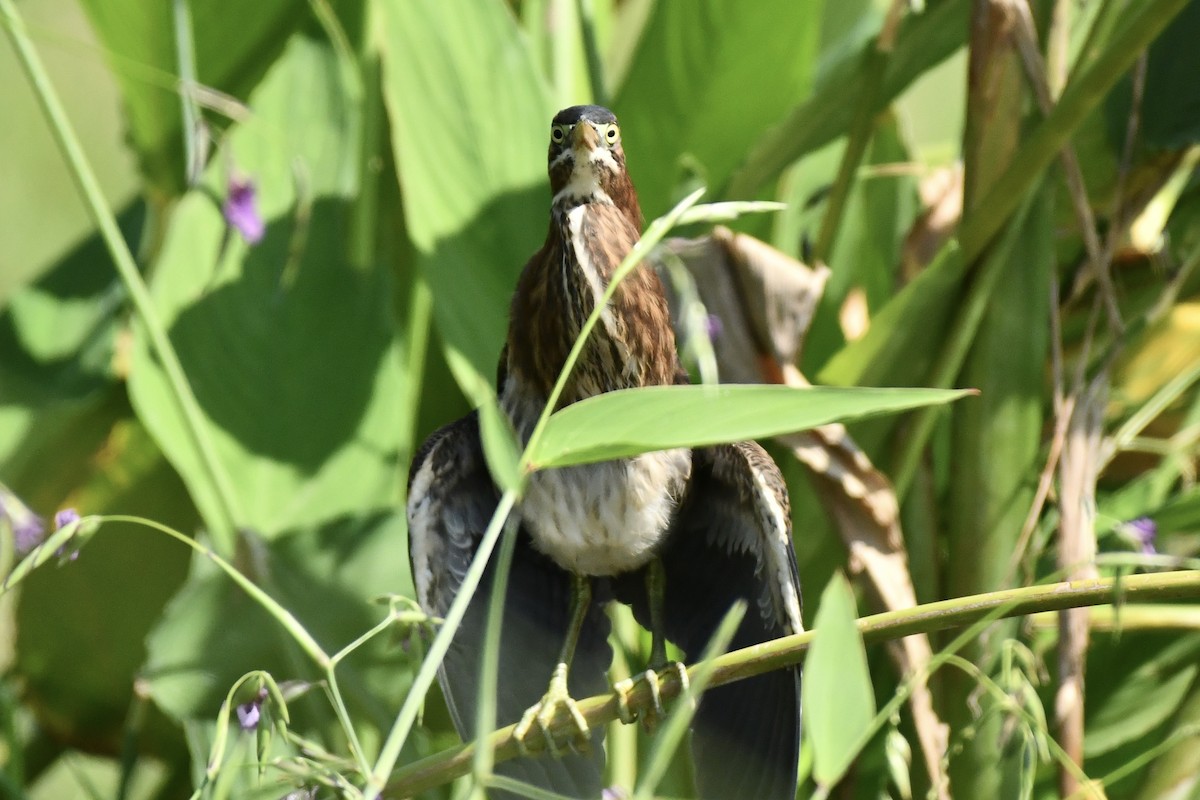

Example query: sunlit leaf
[77,0,306,194]
[127,35,402,536]
[527,384,970,469]
[144,512,413,722]
[803,572,875,787]
[378,0,552,390]
[613,0,824,216]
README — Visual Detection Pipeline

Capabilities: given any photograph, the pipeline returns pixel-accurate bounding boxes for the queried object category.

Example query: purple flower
[13,517,45,556]
[1119,517,1158,556]
[704,313,723,341]
[224,175,264,245]
[236,701,261,731]
[602,788,629,800]
[1,485,46,555]
[54,508,80,530]
[236,685,270,731]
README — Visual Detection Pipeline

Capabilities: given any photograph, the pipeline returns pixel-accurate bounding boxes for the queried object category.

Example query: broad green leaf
[0,203,142,510]
[527,384,970,469]
[803,572,875,787]
[946,188,1050,598]
[729,0,970,199]
[77,0,305,194]
[612,0,824,217]
[1085,634,1200,757]
[0,201,142,406]
[378,0,552,389]
[127,34,402,537]
[29,753,170,800]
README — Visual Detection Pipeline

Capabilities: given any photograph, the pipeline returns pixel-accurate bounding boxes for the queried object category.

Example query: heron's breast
[519,449,692,576]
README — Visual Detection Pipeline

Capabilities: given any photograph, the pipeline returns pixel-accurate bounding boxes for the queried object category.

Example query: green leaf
[29,753,171,800]
[803,113,918,369]
[0,201,143,405]
[729,0,970,199]
[0,203,143,510]
[1085,636,1200,757]
[817,242,966,388]
[76,0,305,194]
[946,187,1050,598]
[378,0,552,390]
[803,572,875,787]
[1107,0,1200,150]
[613,0,824,216]
[527,384,970,469]
[127,35,403,537]
[144,513,414,724]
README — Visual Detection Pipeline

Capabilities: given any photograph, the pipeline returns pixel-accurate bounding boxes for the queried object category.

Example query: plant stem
[956,0,1191,266]
[385,569,1200,797]
[96,516,329,668]
[0,0,242,555]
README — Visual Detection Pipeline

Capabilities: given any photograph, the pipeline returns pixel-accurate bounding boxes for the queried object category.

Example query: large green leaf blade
[77,0,305,194]
[127,34,403,537]
[528,384,970,469]
[612,0,824,217]
[378,0,552,389]
[803,572,876,788]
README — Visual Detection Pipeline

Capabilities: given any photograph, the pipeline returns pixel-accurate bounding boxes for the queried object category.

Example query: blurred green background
[2,0,1200,798]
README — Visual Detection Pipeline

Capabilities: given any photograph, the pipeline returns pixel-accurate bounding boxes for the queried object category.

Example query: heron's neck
[505,201,678,409]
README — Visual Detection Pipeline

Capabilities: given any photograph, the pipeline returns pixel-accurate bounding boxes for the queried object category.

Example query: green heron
[408,105,803,799]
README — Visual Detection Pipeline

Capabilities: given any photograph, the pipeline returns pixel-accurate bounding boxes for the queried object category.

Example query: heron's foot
[614,662,690,732]
[513,663,590,757]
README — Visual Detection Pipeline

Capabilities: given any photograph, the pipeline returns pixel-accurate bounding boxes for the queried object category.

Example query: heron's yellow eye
[600,124,620,145]
[550,125,568,143]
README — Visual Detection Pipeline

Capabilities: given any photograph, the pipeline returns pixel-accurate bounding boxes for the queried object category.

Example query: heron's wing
[617,441,803,800]
[407,413,612,799]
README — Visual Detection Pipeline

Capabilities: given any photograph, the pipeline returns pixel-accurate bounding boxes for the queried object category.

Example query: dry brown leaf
[901,164,963,282]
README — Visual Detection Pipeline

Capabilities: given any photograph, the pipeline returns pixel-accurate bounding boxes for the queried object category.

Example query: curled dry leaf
[657,227,950,798]
[901,164,963,282]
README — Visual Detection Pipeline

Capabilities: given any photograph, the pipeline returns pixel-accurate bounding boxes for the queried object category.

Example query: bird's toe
[614,662,690,733]
[513,663,591,757]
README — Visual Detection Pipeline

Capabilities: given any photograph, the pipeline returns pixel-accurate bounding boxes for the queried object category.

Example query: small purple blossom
[54,508,80,530]
[13,515,45,556]
[224,175,264,245]
[1119,516,1158,556]
[704,313,723,341]
[602,788,629,800]
[1,485,46,555]
[236,701,261,731]
[236,685,270,732]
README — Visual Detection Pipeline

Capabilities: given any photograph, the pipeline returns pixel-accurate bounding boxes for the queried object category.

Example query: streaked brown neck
[506,195,680,408]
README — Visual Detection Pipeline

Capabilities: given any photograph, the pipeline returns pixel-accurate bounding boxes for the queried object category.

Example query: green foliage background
[2,0,1200,798]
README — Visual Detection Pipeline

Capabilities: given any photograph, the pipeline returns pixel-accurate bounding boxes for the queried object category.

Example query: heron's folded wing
[408,413,612,799]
